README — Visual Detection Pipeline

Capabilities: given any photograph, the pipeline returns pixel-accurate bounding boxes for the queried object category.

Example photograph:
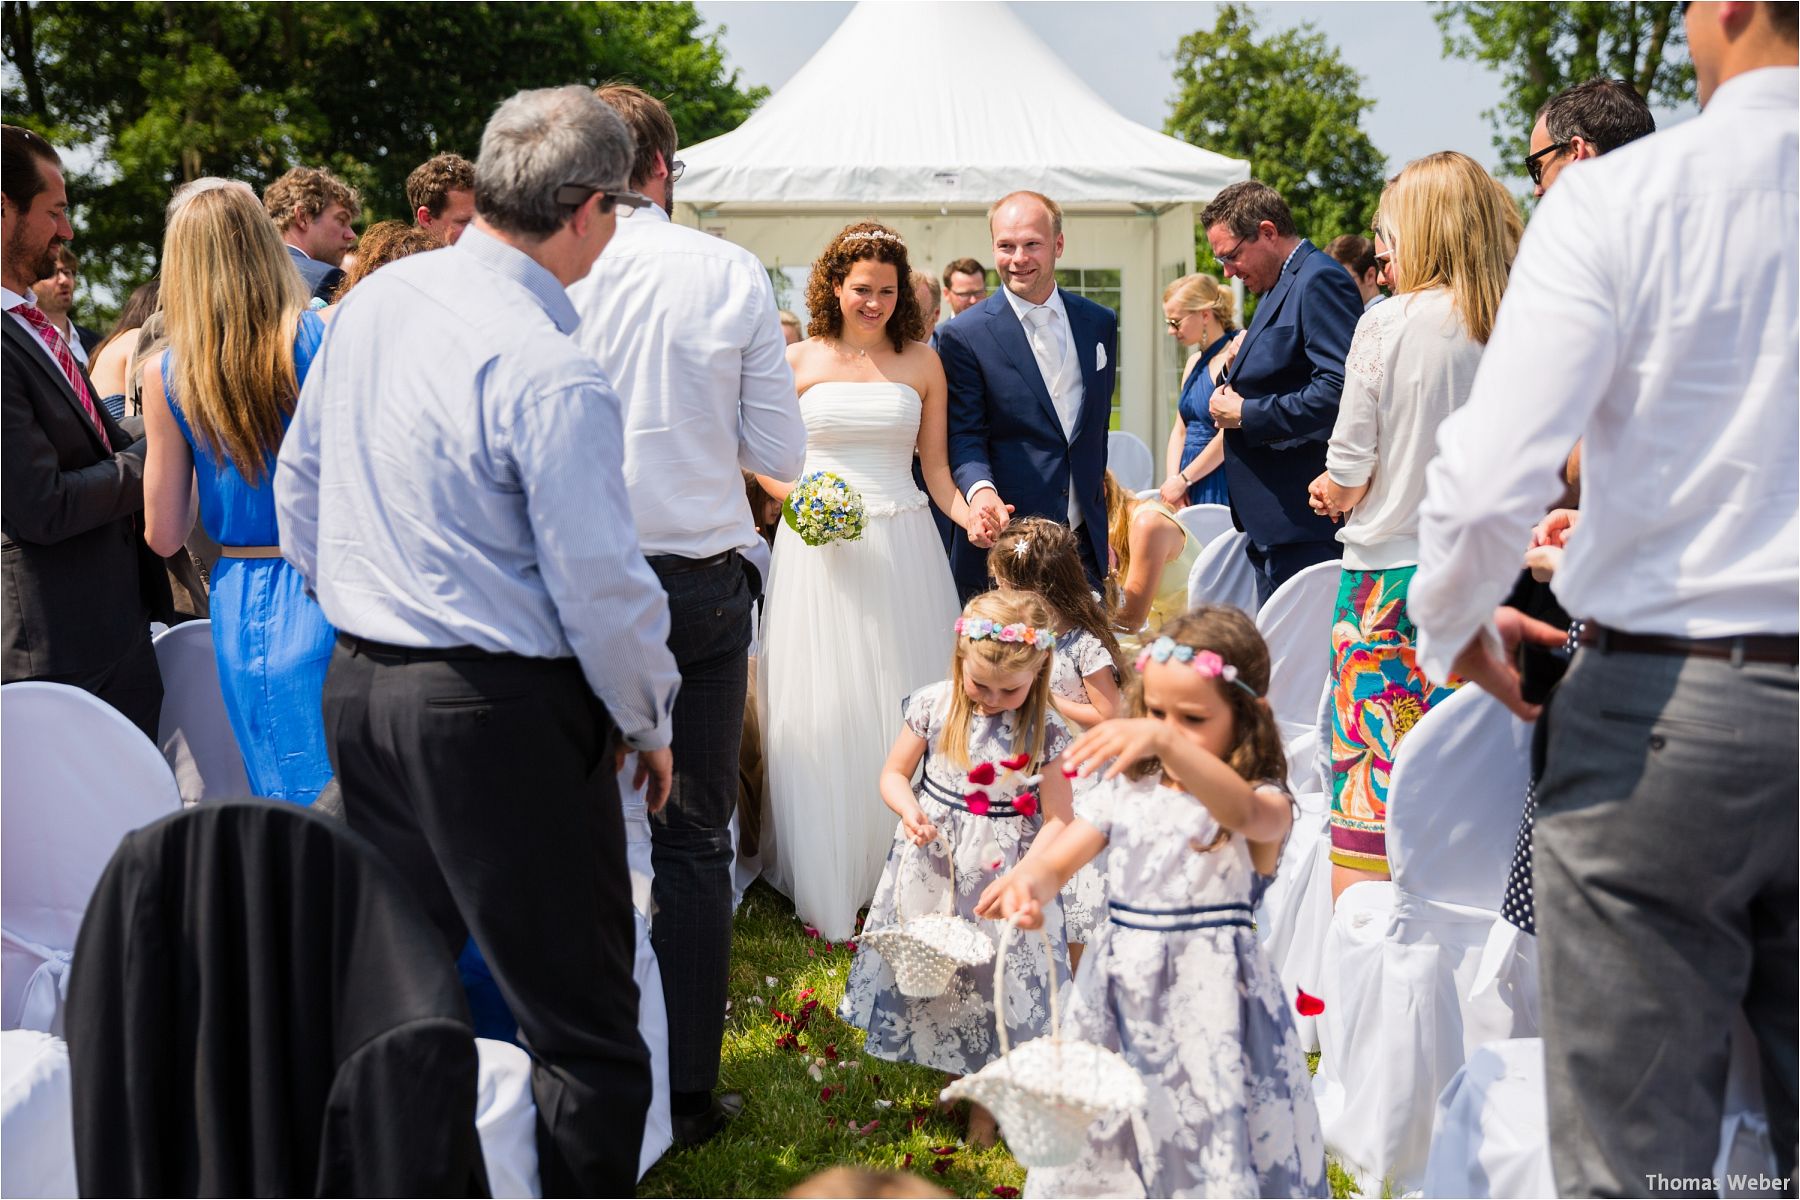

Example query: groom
[940,191,1118,600]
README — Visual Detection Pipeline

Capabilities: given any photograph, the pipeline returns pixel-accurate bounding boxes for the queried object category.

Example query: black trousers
[1245,537,1342,609]
[39,630,163,741]
[646,553,753,1096]
[322,640,649,1198]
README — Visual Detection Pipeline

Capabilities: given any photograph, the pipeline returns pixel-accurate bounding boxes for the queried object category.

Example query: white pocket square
[1095,343,1108,371]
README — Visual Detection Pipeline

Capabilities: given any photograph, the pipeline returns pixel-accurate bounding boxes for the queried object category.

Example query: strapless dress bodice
[797,381,928,515]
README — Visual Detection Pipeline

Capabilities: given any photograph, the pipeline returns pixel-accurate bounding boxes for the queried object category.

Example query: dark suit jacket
[941,288,1118,594]
[2,315,170,680]
[286,243,344,305]
[1221,239,1363,549]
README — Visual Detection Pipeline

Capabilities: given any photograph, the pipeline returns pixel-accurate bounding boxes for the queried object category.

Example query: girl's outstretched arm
[879,727,938,846]
[981,816,1109,929]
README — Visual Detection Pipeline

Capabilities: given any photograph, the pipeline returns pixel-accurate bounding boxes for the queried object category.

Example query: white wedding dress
[759,381,961,940]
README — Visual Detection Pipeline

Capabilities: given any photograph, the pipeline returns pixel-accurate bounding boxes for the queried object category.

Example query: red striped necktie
[11,302,109,451]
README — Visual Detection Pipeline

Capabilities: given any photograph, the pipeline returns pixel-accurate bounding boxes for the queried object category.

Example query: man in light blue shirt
[276,85,674,1197]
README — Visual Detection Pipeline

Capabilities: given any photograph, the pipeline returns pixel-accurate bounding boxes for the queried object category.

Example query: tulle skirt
[759,502,960,940]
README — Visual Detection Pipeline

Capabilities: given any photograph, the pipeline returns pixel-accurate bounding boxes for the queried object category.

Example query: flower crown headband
[1135,636,1262,698]
[841,230,904,246]
[955,616,1055,652]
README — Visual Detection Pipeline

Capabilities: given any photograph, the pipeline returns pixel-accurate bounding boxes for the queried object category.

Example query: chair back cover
[1254,561,1340,754]
[1385,686,1529,908]
[152,621,252,804]
[1105,431,1155,492]
[65,799,487,1197]
[1,1029,78,1199]
[1187,531,1257,615]
[1173,503,1234,549]
[1,683,180,1034]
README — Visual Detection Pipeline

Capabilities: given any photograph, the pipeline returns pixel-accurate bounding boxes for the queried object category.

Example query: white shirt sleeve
[1325,308,1386,488]
[1411,176,1620,681]
[736,266,808,479]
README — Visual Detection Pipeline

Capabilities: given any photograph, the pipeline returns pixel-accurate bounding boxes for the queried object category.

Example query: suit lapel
[980,291,1065,440]
[1227,240,1313,387]
[3,314,109,455]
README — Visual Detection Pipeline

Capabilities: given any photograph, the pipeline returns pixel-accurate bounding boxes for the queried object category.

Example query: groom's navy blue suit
[1220,239,1362,601]
[941,288,1117,600]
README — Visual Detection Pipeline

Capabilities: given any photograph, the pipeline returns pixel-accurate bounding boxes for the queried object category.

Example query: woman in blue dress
[1156,273,1241,510]
[142,179,335,804]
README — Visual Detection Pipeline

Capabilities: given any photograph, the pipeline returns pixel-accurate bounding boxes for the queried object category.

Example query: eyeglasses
[949,287,986,300]
[1214,231,1255,265]
[1524,141,1571,187]
[552,183,657,214]
[669,159,685,183]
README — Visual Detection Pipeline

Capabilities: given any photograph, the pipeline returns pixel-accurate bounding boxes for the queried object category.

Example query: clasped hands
[965,489,1014,549]
[1307,471,1367,523]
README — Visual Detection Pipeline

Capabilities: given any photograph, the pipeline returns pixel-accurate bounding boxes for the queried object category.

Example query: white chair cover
[1133,488,1159,501]
[1173,502,1234,549]
[618,757,675,1179]
[1422,1038,1556,1199]
[1186,530,1257,615]
[0,1029,77,1199]
[1256,679,1335,1052]
[475,1038,541,1199]
[1106,430,1155,492]
[1313,686,1531,1196]
[152,620,252,804]
[1254,561,1340,785]
[1,683,181,1034]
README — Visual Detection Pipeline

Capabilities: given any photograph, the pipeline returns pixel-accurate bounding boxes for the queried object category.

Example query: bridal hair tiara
[842,230,904,246]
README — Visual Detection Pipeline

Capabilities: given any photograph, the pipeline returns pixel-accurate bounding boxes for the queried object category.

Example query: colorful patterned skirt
[1328,566,1459,872]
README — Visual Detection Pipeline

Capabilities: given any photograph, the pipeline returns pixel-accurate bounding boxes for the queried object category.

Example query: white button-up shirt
[1411,67,1799,680]
[566,204,806,564]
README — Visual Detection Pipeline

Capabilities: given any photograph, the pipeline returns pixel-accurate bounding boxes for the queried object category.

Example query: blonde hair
[1162,272,1238,332]
[1376,151,1522,345]
[162,181,308,481]
[940,590,1057,772]
[1100,470,1138,617]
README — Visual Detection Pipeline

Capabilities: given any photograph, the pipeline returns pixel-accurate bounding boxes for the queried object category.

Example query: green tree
[1434,1,1695,167]
[1166,3,1387,267]
[1,1,766,320]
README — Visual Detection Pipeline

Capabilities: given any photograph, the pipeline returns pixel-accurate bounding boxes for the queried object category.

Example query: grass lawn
[638,881,1367,1199]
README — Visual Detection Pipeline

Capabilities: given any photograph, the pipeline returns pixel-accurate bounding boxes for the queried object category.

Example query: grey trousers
[1535,646,1797,1198]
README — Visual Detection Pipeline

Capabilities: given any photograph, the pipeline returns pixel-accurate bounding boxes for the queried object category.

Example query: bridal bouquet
[783,471,867,547]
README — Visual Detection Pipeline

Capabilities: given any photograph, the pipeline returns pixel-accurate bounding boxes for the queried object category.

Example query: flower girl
[986,518,1125,958]
[839,589,1077,1142]
[990,606,1326,1198]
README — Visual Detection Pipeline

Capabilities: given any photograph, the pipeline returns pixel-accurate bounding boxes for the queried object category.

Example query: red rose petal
[902,1154,914,1168]
[1014,792,1039,818]
[932,1160,951,1175]
[857,1119,880,1135]
[1296,987,1325,1017]
[826,1115,837,1127]
[994,1189,1020,1199]
[804,925,820,939]
[965,790,991,815]
[999,752,1031,771]
[819,1085,835,1102]
[967,761,997,785]
[797,987,814,1001]
[846,940,858,953]
[824,1043,838,1060]
[1061,763,1079,779]
[930,1145,957,1155]
[824,942,834,952]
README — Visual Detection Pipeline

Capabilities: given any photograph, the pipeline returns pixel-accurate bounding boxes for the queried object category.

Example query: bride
[757,222,991,940]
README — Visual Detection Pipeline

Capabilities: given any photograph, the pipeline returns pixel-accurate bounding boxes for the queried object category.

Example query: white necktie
[1024,305,1064,384]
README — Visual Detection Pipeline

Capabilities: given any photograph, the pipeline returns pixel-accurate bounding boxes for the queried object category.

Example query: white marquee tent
[673,0,1249,447]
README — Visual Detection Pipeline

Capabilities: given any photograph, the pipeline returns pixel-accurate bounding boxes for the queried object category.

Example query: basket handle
[896,826,957,920]
[993,915,1059,1060]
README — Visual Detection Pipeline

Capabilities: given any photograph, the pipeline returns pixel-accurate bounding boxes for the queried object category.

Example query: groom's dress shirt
[275,226,679,750]
[969,285,1086,529]
[1411,66,1799,681]
[567,203,806,567]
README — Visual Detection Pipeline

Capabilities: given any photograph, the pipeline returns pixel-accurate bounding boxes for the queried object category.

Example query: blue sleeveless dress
[164,311,335,804]
[1176,333,1233,507]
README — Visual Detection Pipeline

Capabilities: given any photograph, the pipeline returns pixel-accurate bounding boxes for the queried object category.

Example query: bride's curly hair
[804,221,926,351]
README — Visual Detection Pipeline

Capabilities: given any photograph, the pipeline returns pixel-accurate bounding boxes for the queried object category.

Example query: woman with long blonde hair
[142,177,336,804]
[1307,150,1523,897]
[1101,470,1201,646]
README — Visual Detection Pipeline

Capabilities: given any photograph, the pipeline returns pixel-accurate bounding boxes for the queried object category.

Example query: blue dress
[1176,333,1233,507]
[164,312,335,804]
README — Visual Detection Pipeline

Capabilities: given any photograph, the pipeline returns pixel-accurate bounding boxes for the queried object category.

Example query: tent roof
[678,1,1249,210]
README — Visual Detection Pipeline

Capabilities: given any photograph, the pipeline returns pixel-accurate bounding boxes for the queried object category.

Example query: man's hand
[966,489,1011,549]
[1209,384,1245,430]
[1532,508,1580,549]
[615,745,676,813]
[1449,606,1570,722]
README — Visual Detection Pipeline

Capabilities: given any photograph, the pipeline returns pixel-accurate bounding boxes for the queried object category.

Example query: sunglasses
[1524,141,1571,187]
[669,159,685,183]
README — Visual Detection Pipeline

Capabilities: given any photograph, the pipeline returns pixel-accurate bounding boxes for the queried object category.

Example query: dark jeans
[42,631,163,741]
[647,553,753,1096]
[323,640,648,1198]
[1245,538,1342,609]
[1535,646,1797,1197]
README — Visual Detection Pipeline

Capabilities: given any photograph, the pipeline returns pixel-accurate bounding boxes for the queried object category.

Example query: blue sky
[691,1,1697,186]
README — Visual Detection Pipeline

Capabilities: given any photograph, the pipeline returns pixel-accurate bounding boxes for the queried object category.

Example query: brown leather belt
[1578,623,1799,667]
[218,545,282,559]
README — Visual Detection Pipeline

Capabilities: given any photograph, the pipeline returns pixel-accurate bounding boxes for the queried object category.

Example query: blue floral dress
[839,680,1073,1075]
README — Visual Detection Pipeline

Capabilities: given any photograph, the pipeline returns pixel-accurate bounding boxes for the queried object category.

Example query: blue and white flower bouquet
[783,471,867,547]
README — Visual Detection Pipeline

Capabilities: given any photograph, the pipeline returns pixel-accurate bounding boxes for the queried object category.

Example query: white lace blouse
[1325,288,1486,571]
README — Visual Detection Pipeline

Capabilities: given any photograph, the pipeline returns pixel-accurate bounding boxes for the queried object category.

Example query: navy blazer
[1220,239,1362,549]
[940,288,1118,595]
[286,244,344,305]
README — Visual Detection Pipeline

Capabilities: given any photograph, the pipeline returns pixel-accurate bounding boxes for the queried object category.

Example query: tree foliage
[1,1,766,318]
[1165,3,1387,262]
[1434,1,1695,166]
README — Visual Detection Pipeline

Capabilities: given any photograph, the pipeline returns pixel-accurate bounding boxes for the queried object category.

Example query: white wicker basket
[857,833,995,998]
[940,919,1146,1168]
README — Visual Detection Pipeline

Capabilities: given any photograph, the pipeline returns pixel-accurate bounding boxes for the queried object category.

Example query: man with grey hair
[276,86,675,1196]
